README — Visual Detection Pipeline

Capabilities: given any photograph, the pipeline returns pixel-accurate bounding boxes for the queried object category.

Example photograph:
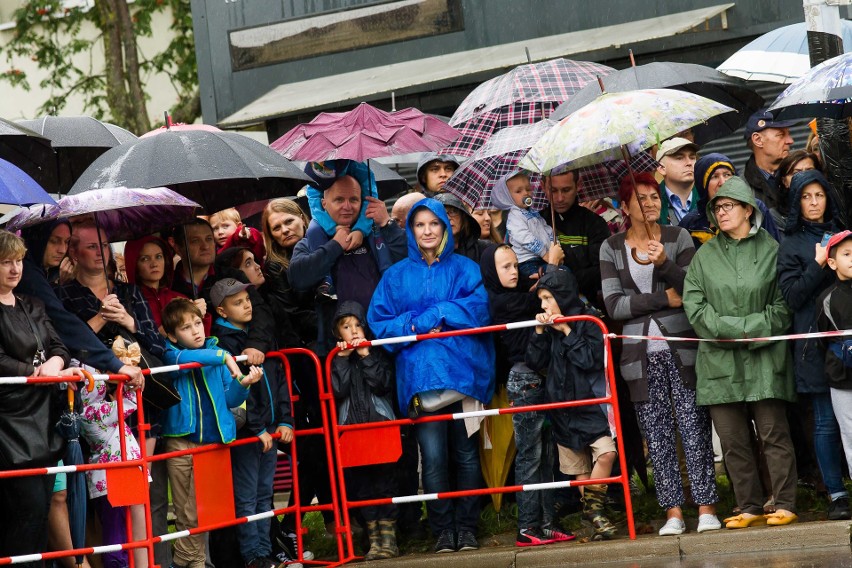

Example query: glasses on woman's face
[712,201,741,215]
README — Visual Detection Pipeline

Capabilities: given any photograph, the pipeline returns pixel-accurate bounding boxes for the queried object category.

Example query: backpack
[822,292,852,368]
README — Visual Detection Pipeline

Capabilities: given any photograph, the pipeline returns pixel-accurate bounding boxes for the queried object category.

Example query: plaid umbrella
[576,152,659,201]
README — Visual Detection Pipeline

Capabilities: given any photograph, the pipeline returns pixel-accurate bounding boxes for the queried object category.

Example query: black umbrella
[16,116,138,194]
[0,118,58,192]
[550,62,764,145]
[68,129,312,213]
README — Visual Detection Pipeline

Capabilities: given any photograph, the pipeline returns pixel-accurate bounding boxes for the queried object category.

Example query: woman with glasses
[683,176,797,529]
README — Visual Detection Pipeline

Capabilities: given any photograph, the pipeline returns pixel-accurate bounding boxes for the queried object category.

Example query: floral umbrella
[519,88,734,175]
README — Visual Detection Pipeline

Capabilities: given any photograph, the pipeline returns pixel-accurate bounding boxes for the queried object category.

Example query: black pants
[345,464,397,522]
[0,473,54,568]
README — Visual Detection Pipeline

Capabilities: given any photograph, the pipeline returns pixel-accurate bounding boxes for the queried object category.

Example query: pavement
[384,521,852,567]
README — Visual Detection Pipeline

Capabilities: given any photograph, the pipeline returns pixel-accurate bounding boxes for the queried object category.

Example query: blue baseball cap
[744,109,797,140]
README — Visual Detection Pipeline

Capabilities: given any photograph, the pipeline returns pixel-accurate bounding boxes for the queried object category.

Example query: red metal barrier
[323,315,636,564]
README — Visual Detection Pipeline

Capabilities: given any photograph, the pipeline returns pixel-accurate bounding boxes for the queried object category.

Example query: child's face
[210,216,238,247]
[216,290,253,327]
[538,288,562,317]
[336,316,365,344]
[828,240,852,280]
[168,314,205,349]
[507,174,532,208]
[494,247,518,289]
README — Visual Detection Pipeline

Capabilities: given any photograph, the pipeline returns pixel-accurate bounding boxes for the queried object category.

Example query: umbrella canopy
[140,123,222,138]
[478,385,516,512]
[0,118,59,193]
[56,382,91,567]
[575,151,659,202]
[271,102,460,162]
[717,21,852,84]
[2,187,200,242]
[68,129,311,213]
[17,116,138,194]
[550,62,764,145]
[520,89,734,174]
[0,157,57,206]
[768,52,852,120]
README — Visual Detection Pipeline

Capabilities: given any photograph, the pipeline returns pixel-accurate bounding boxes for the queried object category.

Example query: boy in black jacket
[331,301,398,560]
[210,279,294,568]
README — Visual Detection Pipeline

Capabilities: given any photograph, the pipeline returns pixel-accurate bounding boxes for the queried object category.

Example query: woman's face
[72,227,110,273]
[411,209,444,255]
[43,223,71,269]
[239,250,265,287]
[136,241,166,286]
[445,206,463,238]
[713,198,752,237]
[494,247,518,289]
[471,209,492,239]
[783,157,816,190]
[267,211,305,250]
[800,182,827,223]
[706,167,734,199]
[0,256,23,292]
[623,184,661,225]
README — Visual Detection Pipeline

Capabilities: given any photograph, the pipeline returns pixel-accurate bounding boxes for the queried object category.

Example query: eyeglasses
[712,202,741,214]
[445,209,462,219]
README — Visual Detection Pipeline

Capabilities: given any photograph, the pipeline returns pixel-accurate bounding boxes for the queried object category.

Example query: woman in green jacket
[683,176,796,529]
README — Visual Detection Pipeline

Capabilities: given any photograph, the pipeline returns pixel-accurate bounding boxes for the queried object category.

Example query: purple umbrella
[270,102,460,162]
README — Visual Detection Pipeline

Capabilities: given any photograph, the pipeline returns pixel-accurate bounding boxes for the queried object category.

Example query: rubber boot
[365,521,383,560]
[583,484,617,540]
[378,519,399,558]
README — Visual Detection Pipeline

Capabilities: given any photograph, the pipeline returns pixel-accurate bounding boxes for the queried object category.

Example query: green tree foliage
[0,0,198,133]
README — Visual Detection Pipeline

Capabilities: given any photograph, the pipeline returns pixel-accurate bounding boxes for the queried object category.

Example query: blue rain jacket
[368,198,495,410]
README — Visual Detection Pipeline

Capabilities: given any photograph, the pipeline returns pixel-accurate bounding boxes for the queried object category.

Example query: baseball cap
[210,278,252,308]
[744,109,798,140]
[826,230,852,259]
[655,137,699,162]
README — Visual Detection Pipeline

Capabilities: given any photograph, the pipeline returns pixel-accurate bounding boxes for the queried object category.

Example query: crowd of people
[0,108,851,568]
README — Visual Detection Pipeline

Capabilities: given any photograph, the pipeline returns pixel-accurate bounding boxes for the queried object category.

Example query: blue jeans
[518,258,546,279]
[231,440,277,561]
[414,400,482,535]
[507,369,555,528]
[811,393,848,499]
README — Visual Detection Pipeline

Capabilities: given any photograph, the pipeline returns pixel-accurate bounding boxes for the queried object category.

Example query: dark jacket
[330,301,395,425]
[525,270,610,450]
[744,154,786,230]
[261,259,317,349]
[212,318,293,436]
[433,193,491,264]
[0,294,70,469]
[816,279,852,390]
[777,170,844,393]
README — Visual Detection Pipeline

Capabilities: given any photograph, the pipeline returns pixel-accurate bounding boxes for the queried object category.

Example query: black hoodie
[525,270,611,450]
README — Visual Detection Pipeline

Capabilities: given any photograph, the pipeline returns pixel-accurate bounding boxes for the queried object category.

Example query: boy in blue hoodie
[210,279,295,568]
[160,297,262,568]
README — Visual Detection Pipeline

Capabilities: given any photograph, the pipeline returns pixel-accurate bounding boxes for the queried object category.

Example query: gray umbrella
[549,62,764,145]
[0,118,59,192]
[68,129,312,213]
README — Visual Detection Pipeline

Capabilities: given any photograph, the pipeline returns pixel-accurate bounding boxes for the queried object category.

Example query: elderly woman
[0,230,82,567]
[777,170,850,520]
[600,172,719,535]
[369,198,494,554]
[683,176,796,529]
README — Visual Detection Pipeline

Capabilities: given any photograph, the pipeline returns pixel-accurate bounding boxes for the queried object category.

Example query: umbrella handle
[80,368,96,393]
[67,386,74,411]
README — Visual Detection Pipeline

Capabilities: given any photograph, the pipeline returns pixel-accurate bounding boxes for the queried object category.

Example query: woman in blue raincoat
[368,198,494,554]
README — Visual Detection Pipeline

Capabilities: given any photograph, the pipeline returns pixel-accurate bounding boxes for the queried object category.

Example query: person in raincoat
[683,176,796,529]
[777,170,850,520]
[367,198,494,554]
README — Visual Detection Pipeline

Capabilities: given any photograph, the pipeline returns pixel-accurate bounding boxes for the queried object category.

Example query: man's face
[754,127,794,167]
[547,172,578,214]
[658,149,697,185]
[322,177,362,227]
[422,161,457,193]
[180,224,216,268]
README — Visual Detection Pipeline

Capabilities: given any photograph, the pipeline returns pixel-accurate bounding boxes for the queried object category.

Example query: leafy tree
[0,0,198,134]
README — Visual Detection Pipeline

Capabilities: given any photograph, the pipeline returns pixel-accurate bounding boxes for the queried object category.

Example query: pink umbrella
[270,102,460,161]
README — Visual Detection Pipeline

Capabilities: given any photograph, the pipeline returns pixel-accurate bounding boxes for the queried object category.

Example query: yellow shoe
[765,511,798,526]
[724,513,767,529]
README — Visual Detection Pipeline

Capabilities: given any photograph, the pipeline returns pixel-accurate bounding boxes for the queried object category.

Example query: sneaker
[696,514,722,533]
[276,531,315,562]
[434,529,455,553]
[274,550,303,568]
[456,530,479,551]
[246,557,277,568]
[516,527,556,547]
[658,517,685,536]
[541,523,575,543]
[829,497,852,520]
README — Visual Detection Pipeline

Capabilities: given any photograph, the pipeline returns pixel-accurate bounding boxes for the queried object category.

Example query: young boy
[210,279,296,568]
[491,170,554,279]
[817,230,852,485]
[160,298,262,568]
[525,269,618,540]
[330,301,398,560]
[209,207,266,262]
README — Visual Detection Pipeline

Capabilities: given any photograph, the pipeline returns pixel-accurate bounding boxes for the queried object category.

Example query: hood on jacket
[707,176,763,237]
[784,169,842,234]
[124,234,175,288]
[416,153,460,187]
[406,198,453,263]
[433,192,480,240]
[694,153,736,211]
[490,170,526,211]
[332,300,370,339]
[536,268,586,317]
[479,243,514,294]
[21,218,71,270]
